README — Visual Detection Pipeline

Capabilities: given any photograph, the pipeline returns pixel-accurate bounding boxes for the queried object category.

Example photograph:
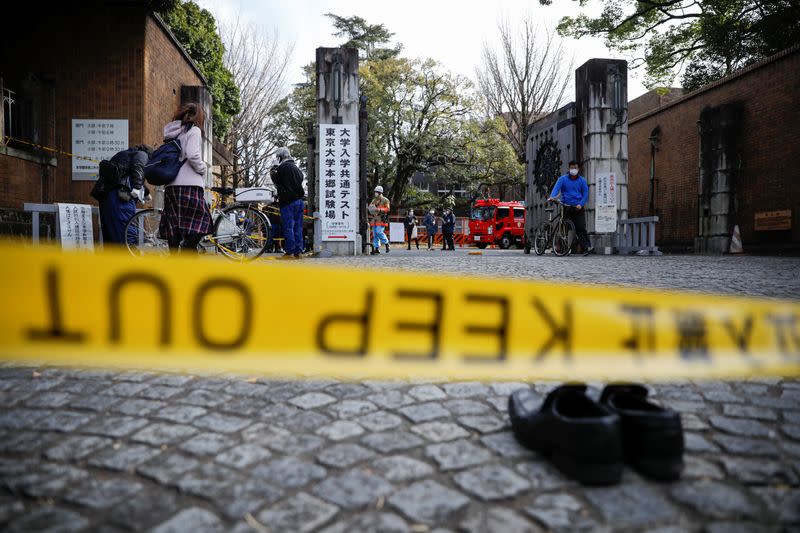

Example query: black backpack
[144,129,187,186]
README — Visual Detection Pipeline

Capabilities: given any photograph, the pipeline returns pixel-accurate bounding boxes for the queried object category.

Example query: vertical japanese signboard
[594,172,618,233]
[72,119,129,181]
[319,124,358,241]
[57,203,94,250]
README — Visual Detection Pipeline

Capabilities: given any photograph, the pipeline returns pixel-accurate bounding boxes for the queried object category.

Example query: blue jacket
[423,213,436,233]
[550,174,589,207]
[443,212,455,232]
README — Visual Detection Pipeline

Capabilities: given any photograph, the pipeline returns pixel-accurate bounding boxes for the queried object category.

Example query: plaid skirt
[159,186,213,243]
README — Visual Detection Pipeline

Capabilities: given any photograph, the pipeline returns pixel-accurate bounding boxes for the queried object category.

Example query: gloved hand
[130,188,145,202]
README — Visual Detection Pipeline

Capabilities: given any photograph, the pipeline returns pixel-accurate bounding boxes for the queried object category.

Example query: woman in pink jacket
[159,102,212,251]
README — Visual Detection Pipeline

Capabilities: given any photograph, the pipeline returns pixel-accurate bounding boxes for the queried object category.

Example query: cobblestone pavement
[1,250,799,532]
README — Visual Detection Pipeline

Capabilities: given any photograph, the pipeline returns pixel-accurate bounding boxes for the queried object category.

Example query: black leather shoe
[600,384,684,481]
[509,384,623,485]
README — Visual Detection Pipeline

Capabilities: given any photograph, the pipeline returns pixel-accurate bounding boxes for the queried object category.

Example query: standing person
[272,147,306,258]
[442,207,456,251]
[159,102,212,252]
[91,144,151,244]
[423,209,437,251]
[404,209,419,250]
[548,160,595,256]
[368,185,390,255]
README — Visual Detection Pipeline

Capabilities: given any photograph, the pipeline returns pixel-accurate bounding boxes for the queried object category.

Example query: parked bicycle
[124,186,273,261]
[532,198,575,256]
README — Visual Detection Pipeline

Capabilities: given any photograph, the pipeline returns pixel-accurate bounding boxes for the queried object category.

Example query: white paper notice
[594,172,618,233]
[57,203,94,249]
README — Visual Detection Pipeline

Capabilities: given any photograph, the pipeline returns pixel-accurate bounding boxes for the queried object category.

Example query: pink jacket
[163,120,206,188]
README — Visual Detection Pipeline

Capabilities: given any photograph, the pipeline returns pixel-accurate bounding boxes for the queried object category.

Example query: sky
[197,0,650,102]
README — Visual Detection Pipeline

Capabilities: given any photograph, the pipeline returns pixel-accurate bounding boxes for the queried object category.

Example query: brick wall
[628,47,800,249]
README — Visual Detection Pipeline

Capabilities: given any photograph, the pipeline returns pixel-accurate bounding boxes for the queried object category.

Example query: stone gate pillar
[575,59,629,251]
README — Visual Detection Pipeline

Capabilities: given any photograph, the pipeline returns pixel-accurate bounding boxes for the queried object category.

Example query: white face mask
[569,168,579,176]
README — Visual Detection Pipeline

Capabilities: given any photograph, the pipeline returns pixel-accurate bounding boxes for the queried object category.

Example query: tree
[476,18,572,163]
[545,0,800,89]
[324,14,403,61]
[221,20,293,187]
[158,0,241,137]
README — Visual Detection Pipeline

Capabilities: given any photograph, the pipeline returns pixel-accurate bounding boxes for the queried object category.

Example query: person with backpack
[90,144,152,244]
[157,103,212,252]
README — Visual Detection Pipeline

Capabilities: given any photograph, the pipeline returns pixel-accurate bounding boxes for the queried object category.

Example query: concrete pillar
[575,59,629,251]
[315,47,360,256]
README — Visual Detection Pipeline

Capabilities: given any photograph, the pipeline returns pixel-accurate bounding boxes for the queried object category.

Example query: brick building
[627,46,800,253]
[0,2,228,238]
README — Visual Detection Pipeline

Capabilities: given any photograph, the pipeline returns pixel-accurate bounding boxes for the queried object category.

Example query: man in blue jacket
[548,160,595,256]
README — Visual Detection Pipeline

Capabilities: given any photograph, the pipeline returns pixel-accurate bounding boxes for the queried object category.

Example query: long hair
[172,102,205,131]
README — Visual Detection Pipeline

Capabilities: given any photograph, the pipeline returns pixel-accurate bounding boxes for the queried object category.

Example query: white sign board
[57,203,94,249]
[594,172,618,233]
[72,119,129,181]
[319,124,358,241]
[389,222,405,242]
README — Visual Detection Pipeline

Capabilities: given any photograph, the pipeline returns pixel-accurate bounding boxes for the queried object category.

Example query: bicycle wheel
[213,205,270,261]
[533,225,550,255]
[552,219,576,257]
[125,209,169,256]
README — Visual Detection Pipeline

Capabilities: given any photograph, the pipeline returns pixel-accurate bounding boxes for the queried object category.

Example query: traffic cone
[729,225,744,254]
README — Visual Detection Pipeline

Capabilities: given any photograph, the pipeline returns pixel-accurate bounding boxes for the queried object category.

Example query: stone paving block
[371,455,435,482]
[781,440,800,457]
[323,383,370,399]
[752,486,800,523]
[215,443,272,469]
[481,432,533,458]
[275,410,332,432]
[289,392,337,409]
[108,487,179,530]
[316,420,365,441]
[252,457,327,488]
[460,506,542,533]
[358,410,403,432]
[264,433,325,454]
[137,385,183,400]
[362,431,424,453]
[192,412,251,433]
[670,481,760,519]
[216,396,270,417]
[719,456,799,485]
[176,463,243,498]
[411,421,470,442]
[109,398,167,416]
[224,380,271,398]
[151,404,207,424]
[684,432,721,453]
[317,443,375,468]
[668,400,710,414]
[114,371,156,382]
[680,413,709,431]
[709,416,773,437]
[319,511,409,533]
[585,483,677,528]
[179,432,238,456]
[241,422,290,443]
[59,379,109,395]
[5,506,89,533]
[702,389,744,403]
[784,410,800,424]
[367,390,415,409]
[524,493,601,531]
[23,391,75,408]
[148,374,195,387]
[11,377,63,393]
[443,381,490,398]
[408,384,447,401]
[137,452,201,485]
[712,434,780,457]
[750,395,798,409]
[445,399,491,415]
[704,521,772,533]
[783,424,800,440]
[88,444,161,471]
[0,408,48,430]
[64,478,145,508]
[101,382,150,397]
[0,430,59,454]
[398,402,450,423]
[69,394,121,412]
[178,389,232,407]
[44,435,113,461]
[151,507,225,533]
[0,500,24,524]
[426,439,492,470]
[453,464,531,500]
[256,492,339,533]
[131,423,197,446]
[486,396,511,412]
[489,382,529,396]
[5,463,89,498]
[388,479,469,525]
[81,415,149,438]
[313,470,394,509]
[515,461,572,490]
[36,410,95,432]
[459,415,507,434]
[683,456,725,480]
[327,399,378,419]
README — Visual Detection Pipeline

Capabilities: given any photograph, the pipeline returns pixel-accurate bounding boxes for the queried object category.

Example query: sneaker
[509,384,623,485]
[582,247,596,256]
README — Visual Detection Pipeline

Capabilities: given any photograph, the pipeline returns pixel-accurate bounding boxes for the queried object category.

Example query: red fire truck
[469,198,526,249]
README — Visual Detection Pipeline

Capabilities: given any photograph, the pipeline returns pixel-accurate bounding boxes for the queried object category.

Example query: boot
[385,243,390,253]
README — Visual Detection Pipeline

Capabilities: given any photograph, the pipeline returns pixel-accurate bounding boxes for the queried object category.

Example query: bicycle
[532,198,576,257]
[124,186,272,261]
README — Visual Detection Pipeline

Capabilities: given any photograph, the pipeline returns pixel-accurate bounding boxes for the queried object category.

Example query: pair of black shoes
[509,383,684,486]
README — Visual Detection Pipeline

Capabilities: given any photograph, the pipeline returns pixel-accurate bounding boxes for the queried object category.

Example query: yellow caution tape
[0,242,798,381]
[3,136,100,163]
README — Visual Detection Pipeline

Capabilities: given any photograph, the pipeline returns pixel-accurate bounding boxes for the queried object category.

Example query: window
[471,206,495,221]
[514,208,525,219]
[2,86,35,146]
[496,207,510,220]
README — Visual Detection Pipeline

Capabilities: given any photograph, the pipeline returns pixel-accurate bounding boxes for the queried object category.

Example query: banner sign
[595,172,618,233]
[319,124,358,241]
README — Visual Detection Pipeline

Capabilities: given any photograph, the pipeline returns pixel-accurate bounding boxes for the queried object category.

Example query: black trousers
[564,206,591,251]
[405,227,418,249]
[443,231,455,250]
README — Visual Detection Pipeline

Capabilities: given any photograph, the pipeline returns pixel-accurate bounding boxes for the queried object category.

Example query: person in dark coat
[90,144,151,244]
[272,147,306,258]
[423,209,437,251]
[404,209,419,250]
[442,208,456,251]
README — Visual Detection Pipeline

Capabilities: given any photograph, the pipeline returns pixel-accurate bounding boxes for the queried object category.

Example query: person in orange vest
[368,185,391,255]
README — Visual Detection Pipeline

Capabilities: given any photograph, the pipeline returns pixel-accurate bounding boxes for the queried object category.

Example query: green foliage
[550,0,800,89]
[324,14,403,61]
[158,0,241,137]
